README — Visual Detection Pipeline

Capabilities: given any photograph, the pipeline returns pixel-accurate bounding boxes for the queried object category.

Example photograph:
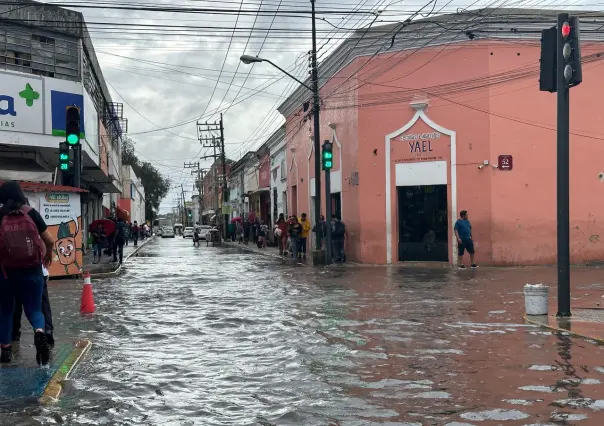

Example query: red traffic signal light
[561,22,571,38]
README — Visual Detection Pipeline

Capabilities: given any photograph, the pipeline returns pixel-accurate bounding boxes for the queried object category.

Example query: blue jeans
[0,268,45,344]
[93,243,103,257]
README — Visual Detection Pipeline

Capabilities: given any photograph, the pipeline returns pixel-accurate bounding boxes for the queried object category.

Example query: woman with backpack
[0,181,55,365]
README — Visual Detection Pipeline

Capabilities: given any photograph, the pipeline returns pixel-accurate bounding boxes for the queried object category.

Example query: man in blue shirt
[454,210,478,269]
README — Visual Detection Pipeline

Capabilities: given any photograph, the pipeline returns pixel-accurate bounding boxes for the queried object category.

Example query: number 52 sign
[498,155,513,171]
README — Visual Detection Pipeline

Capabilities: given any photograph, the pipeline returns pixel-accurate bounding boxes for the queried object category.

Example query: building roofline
[277,7,604,117]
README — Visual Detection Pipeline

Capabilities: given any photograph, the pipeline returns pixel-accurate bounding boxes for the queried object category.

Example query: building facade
[119,166,145,225]
[279,8,604,265]
[267,126,287,221]
[0,1,126,246]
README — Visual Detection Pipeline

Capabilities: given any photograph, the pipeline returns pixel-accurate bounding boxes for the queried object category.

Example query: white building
[120,166,145,225]
[266,126,287,220]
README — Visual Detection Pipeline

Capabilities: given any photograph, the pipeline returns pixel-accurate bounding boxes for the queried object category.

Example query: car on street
[197,225,211,240]
[183,227,195,238]
[161,227,175,238]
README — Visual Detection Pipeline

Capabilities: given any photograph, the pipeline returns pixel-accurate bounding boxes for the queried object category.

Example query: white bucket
[524,284,549,315]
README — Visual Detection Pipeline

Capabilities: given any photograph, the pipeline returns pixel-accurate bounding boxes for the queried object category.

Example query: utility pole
[310,0,324,262]
[197,118,227,238]
[219,113,228,240]
[181,184,187,227]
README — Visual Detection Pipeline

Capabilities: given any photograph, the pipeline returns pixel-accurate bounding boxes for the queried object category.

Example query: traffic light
[58,141,71,173]
[322,140,333,170]
[539,26,557,92]
[561,17,582,87]
[187,209,192,219]
[65,106,81,145]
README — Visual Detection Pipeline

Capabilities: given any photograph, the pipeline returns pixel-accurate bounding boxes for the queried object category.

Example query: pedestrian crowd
[225,212,348,264]
[90,219,150,264]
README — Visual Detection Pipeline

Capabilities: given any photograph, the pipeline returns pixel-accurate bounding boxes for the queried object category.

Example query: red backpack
[0,206,46,269]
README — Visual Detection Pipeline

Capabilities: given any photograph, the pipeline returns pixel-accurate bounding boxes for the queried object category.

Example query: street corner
[0,339,91,405]
[524,309,604,345]
[40,339,92,405]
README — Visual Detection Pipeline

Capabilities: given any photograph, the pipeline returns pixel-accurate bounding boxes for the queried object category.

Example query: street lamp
[240,31,328,264]
[239,55,313,91]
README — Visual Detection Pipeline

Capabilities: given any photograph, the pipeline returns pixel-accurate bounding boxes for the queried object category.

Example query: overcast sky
[65,0,590,213]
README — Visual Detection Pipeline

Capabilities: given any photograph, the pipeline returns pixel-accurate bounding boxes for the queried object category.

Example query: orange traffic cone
[80,271,96,314]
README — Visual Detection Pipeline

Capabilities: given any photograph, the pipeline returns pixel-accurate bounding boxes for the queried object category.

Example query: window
[280,159,286,180]
[31,34,55,45]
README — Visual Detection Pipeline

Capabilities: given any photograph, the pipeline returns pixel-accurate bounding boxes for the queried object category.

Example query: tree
[121,137,170,222]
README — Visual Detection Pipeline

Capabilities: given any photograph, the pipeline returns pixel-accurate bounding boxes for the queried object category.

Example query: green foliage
[121,137,170,221]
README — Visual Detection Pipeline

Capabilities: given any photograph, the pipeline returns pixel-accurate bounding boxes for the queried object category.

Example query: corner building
[278,8,604,266]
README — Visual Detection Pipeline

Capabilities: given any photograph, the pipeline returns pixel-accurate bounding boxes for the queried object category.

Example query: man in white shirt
[12,265,54,345]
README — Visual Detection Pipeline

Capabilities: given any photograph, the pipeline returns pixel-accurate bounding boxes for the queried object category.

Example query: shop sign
[498,155,513,171]
[0,75,43,134]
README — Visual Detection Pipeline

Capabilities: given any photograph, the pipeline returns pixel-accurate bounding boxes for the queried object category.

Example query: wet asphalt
[3,237,604,425]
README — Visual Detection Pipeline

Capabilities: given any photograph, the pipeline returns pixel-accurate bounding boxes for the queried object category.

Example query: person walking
[91,223,107,264]
[243,219,251,245]
[275,214,288,256]
[298,213,311,260]
[258,220,268,248]
[113,217,128,264]
[454,210,478,269]
[132,221,139,246]
[13,264,54,345]
[0,181,54,365]
[288,215,302,259]
[331,214,347,264]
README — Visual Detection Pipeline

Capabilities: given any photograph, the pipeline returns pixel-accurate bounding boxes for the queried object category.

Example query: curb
[523,313,604,345]
[222,241,308,263]
[39,339,92,405]
[89,236,155,278]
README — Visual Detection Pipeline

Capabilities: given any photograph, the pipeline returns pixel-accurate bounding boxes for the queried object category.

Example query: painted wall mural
[25,191,83,277]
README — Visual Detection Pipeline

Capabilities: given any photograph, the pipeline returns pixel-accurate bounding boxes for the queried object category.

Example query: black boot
[34,331,50,366]
[0,346,12,363]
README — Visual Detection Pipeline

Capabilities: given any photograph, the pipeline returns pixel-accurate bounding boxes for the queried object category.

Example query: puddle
[460,408,530,421]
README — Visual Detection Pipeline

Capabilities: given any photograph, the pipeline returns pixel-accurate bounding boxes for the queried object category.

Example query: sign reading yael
[400,131,441,155]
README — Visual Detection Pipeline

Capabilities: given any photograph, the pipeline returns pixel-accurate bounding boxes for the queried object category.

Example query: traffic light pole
[311,0,324,260]
[556,13,571,317]
[73,144,81,188]
[324,164,332,264]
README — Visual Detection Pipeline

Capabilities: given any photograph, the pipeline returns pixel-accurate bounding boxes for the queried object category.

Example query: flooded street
[6,237,604,425]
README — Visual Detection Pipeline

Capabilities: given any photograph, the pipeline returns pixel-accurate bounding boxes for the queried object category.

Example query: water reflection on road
[23,239,604,423]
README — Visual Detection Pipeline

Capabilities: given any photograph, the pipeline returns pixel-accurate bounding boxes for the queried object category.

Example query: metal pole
[556,13,571,317]
[325,161,332,264]
[311,0,323,255]
[220,114,228,240]
[73,144,81,188]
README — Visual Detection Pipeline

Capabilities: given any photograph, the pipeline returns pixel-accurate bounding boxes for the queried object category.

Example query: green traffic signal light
[322,141,333,170]
[65,106,81,145]
[67,133,79,145]
[60,163,69,170]
[59,153,69,161]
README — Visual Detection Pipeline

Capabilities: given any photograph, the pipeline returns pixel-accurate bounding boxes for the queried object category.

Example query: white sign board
[0,73,44,134]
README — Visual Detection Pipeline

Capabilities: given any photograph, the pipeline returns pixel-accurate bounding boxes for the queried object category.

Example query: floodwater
[4,237,604,425]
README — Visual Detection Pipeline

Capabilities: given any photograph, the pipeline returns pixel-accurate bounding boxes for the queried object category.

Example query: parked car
[197,225,211,240]
[183,227,195,238]
[161,227,175,238]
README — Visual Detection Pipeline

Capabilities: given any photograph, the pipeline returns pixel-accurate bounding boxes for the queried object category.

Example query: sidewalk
[81,236,154,276]
[0,236,154,404]
[524,290,604,344]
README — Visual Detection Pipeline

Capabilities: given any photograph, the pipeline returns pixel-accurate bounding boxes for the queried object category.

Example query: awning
[202,209,216,216]
[253,187,270,194]
[0,181,88,193]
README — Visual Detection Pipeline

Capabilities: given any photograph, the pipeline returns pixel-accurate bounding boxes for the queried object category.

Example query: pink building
[278,8,604,266]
